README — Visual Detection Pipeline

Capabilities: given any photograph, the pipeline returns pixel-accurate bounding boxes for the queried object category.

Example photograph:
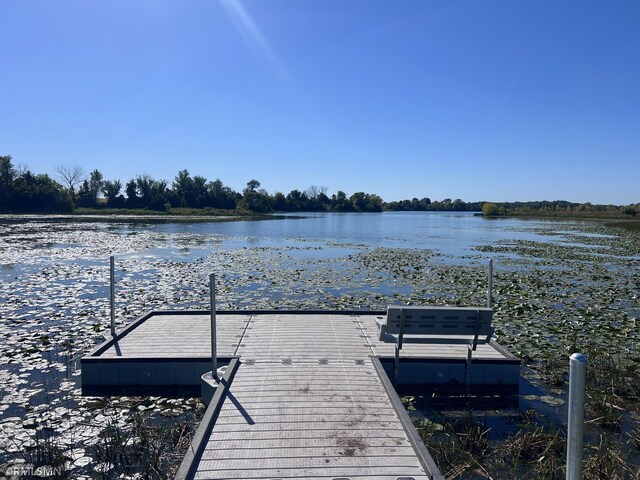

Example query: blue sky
[1,1,638,204]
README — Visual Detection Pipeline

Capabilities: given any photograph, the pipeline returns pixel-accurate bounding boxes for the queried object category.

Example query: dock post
[487,259,493,308]
[110,256,115,337]
[210,273,218,379]
[566,353,587,480]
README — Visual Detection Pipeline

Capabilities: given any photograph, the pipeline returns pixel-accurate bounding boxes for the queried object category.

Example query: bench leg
[394,344,400,385]
[465,345,472,386]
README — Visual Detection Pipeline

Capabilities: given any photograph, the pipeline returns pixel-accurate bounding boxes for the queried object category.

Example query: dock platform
[82,311,520,479]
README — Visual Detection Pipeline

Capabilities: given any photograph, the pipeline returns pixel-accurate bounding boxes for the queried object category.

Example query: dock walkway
[186,313,438,479]
[83,311,520,479]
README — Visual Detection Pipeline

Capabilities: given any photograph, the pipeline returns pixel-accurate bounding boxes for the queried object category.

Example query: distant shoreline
[2,209,639,231]
[482,210,640,231]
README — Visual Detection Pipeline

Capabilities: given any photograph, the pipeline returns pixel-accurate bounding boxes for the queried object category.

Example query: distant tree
[331,191,352,211]
[88,169,104,203]
[12,171,72,212]
[304,186,331,211]
[125,180,138,208]
[173,169,194,208]
[316,191,331,211]
[482,202,501,216]
[349,192,382,212]
[208,179,238,209]
[74,170,104,208]
[136,174,169,210]
[272,192,287,211]
[451,199,466,211]
[239,182,271,212]
[76,180,93,207]
[54,164,85,205]
[306,185,320,200]
[286,189,308,211]
[0,155,15,211]
[192,175,208,208]
[101,180,123,206]
[245,179,261,192]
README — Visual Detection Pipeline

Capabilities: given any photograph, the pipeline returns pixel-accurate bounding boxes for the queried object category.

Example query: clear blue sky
[1,1,638,204]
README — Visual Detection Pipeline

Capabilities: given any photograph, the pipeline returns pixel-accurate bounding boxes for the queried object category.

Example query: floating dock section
[82,311,520,479]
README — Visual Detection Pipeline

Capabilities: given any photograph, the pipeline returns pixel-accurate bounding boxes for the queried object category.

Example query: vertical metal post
[210,273,218,379]
[110,256,116,337]
[566,353,587,480]
[487,259,494,308]
[394,344,400,385]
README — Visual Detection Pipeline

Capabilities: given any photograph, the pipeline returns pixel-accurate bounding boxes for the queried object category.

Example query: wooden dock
[82,311,520,479]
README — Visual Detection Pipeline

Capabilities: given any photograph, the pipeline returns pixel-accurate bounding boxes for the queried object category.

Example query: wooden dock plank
[202,437,413,450]
[201,445,418,460]
[194,470,432,480]
[204,429,410,443]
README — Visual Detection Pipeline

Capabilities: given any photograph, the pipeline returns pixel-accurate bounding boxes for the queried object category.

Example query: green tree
[136,175,169,210]
[11,171,72,212]
[76,180,93,207]
[192,175,208,208]
[88,169,104,205]
[286,189,308,211]
[125,180,138,208]
[102,180,123,207]
[173,169,194,207]
[272,192,287,211]
[245,179,261,192]
[0,155,15,211]
[331,191,352,211]
[208,179,238,209]
[349,192,382,212]
[482,202,501,216]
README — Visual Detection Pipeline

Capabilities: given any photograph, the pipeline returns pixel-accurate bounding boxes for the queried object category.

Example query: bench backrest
[383,305,493,338]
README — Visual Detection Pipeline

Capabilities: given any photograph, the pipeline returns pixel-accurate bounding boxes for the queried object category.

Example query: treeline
[483,200,639,217]
[0,156,74,212]
[1,155,637,216]
[385,197,484,211]
[0,156,387,213]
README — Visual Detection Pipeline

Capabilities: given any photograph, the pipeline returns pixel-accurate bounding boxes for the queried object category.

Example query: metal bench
[376,305,495,384]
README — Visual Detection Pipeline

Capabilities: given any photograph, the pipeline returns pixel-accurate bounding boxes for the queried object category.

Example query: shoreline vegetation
[2,156,638,221]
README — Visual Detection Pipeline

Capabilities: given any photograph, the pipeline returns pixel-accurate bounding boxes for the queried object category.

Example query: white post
[487,259,494,308]
[210,273,218,379]
[110,256,116,337]
[566,353,587,480]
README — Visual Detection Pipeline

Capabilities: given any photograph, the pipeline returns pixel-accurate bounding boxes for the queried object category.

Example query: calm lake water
[153,211,588,256]
[0,211,616,274]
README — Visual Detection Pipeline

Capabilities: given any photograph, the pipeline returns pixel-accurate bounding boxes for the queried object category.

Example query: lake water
[150,211,588,258]
[0,211,617,275]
